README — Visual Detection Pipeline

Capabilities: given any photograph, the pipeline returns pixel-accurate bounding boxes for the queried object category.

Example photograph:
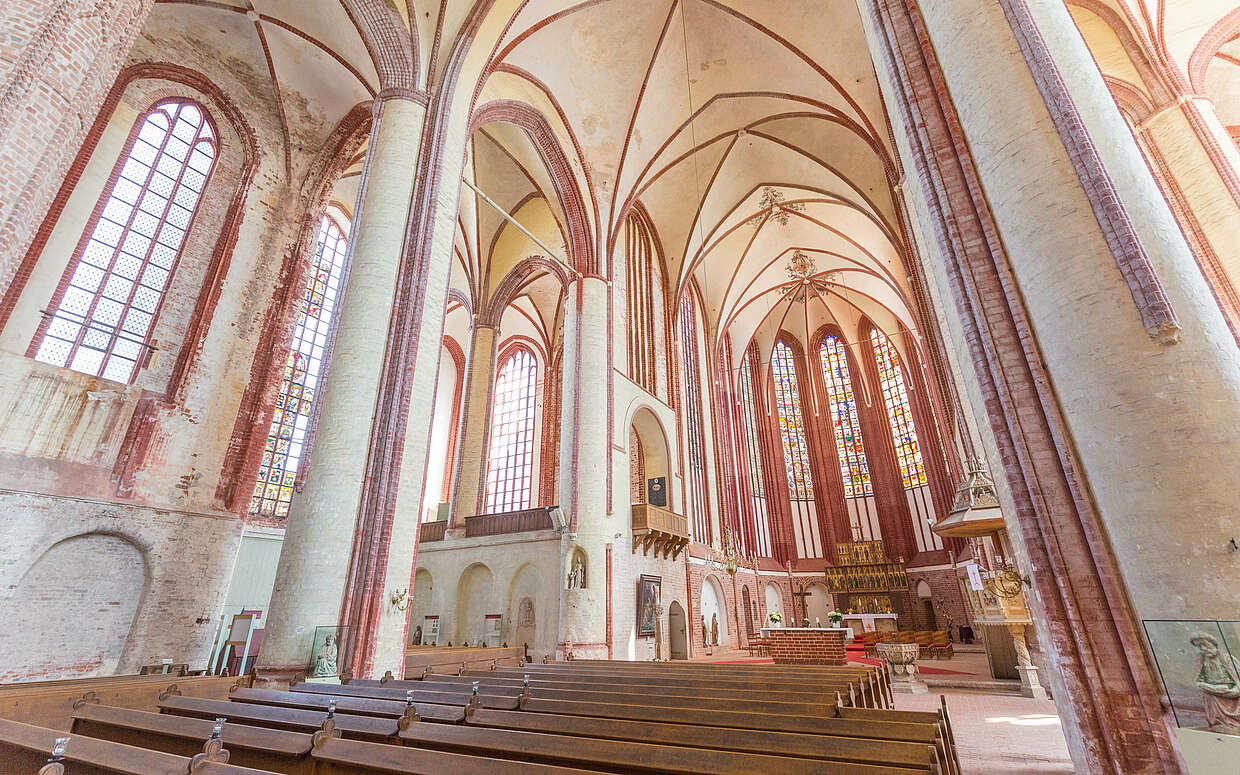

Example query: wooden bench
[309,735,600,774]
[71,704,314,775]
[0,716,275,775]
[231,687,466,724]
[397,718,922,775]
[291,681,520,710]
[464,708,940,773]
[159,695,400,743]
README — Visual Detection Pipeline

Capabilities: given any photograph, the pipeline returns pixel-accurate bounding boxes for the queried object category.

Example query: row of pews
[0,658,962,774]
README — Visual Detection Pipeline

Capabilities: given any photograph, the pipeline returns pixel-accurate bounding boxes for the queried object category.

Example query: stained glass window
[818,335,872,498]
[250,215,350,518]
[770,341,814,499]
[484,346,539,512]
[33,100,216,383]
[679,293,709,542]
[870,328,927,488]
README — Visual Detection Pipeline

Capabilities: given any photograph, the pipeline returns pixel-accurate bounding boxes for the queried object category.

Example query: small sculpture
[701,616,708,647]
[1191,631,1240,732]
[312,633,339,677]
[710,613,719,646]
[567,553,587,589]
[413,625,423,646]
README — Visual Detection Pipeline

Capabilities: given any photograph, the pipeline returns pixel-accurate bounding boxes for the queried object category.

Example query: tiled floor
[899,690,1075,774]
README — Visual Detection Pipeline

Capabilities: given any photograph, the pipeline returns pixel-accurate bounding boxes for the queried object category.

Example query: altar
[842,612,898,636]
[756,627,849,665]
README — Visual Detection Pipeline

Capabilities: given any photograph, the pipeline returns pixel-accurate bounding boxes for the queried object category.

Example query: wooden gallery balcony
[418,506,557,544]
[630,504,689,559]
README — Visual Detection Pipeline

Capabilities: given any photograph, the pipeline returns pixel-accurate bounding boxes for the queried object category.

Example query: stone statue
[312,633,338,677]
[1191,631,1240,733]
[567,553,586,589]
[701,616,708,647]
[413,625,422,646]
[710,613,719,646]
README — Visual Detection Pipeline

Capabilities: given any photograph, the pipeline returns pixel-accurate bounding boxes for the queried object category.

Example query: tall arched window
[626,212,657,392]
[250,214,350,519]
[869,329,926,487]
[32,100,217,383]
[771,340,822,558]
[737,347,772,556]
[678,293,709,542]
[818,335,872,498]
[484,346,539,512]
[870,328,942,552]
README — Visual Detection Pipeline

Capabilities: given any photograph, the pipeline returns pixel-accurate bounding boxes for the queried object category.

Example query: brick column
[556,275,609,658]
[861,0,1240,771]
[0,0,154,301]
[449,323,499,527]
[257,95,426,680]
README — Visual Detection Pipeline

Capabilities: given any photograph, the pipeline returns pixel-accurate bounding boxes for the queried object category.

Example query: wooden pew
[309,735,601,775]
[396,719,923,775]
[838,701,962,775]
[231,687,466,724]
[0,674,244,730]
[293,681,520,710]
[159,695,400,743]
[464,708,940,773]
[320,677,843,717]
[0,716,275,774]
[70,704,314,775]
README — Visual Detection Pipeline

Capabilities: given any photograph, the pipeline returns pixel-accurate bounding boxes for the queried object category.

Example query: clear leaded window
[679,293,709,542]
[250,215,350,518]
[771,340,814,500]
[737,352,764,499]
[870,328,927,488]
[33,100,216,383]
[819,335,872,497]
[484,346,539,512]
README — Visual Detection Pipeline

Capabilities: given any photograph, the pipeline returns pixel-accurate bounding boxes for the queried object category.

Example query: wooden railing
[630,503,690,559]
[464,506,555,538]
[419,521,447,543]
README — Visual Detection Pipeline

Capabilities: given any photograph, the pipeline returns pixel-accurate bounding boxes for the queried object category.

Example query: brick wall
[765,629,847,666]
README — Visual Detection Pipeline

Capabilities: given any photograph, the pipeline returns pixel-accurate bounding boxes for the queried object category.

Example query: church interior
[2,0,1240,773]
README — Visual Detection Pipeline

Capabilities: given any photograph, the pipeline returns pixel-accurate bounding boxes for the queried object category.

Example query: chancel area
[2,0,1240,773]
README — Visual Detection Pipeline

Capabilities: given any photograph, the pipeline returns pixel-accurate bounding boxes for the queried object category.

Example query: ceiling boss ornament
[748,186,805,228]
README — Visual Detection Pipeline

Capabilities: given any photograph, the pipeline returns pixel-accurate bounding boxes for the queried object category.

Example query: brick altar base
[764,628,847,665]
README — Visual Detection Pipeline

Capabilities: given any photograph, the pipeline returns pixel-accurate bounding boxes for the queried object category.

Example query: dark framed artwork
[637,574,662,636]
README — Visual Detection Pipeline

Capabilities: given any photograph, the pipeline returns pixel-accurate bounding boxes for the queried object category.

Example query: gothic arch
[480,254,571,326]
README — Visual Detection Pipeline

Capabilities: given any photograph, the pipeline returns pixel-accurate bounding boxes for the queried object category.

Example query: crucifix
[791,586,811,625]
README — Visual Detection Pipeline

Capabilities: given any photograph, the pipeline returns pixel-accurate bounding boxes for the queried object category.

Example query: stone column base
[1016,664,1048,699]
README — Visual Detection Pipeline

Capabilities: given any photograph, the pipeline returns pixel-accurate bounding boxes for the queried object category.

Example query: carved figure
[1191,632,1240,733]
[701,616,708,647]
[567,553,586,589]
[312,633,338,677]
[413,626,422,646]
[710,613,719,646]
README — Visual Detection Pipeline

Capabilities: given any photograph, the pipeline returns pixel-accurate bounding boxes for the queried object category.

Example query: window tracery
[870,328,927,488]
[250,214,349,518]
[818,335,872,498]
[771,340,814,500]
[484,346,539,512]
[33,100,216,383]
[679,293,709,543]
[625,213,657,393]
[737,347,771,556]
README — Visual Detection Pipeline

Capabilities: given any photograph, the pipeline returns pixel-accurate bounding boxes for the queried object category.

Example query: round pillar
[257,95,426,678]
[449,323,500,526]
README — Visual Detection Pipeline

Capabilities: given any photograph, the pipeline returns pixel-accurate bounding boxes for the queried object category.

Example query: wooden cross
[791,587,811,623]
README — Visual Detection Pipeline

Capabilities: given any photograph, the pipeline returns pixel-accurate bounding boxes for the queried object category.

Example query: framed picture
[637,574,661,637]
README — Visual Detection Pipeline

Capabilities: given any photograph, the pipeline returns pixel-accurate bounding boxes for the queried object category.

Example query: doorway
[668,601,688,659]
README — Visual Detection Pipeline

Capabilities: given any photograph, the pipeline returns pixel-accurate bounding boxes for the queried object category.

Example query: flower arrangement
[828,610,843,626]
[768,611,783,625]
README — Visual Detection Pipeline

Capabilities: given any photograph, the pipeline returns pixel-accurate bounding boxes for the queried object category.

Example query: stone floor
[900,689,1073,774]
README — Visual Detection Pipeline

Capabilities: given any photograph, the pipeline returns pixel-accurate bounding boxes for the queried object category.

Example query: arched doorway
[668,601,688,659]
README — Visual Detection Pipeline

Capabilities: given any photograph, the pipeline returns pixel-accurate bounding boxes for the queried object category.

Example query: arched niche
[509,563,544,653]
[804,582,833,627]
[764,582,785,624]
[455,563,494,645]
[699,575,729,646]
[628,405,671,507]
[407,568,434,646]
[6,533,147,679]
